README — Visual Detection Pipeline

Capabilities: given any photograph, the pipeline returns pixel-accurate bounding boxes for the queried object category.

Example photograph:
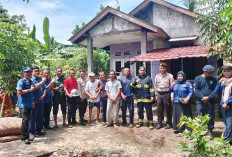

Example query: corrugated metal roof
[168,36,198,42]
[130,45,209,62]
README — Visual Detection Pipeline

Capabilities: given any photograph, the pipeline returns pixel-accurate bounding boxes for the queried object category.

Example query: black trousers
[79,99,87,121]
[137,102,153,121]
[44,102,52,128]
[67,96,80,124]
[157,92,172,125]
[21,108,32,140]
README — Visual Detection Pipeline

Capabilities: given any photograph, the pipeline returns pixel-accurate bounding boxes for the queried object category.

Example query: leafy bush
[179,115,232,157]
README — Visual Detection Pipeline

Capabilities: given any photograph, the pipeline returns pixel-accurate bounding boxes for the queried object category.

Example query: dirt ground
[0,106,225,157]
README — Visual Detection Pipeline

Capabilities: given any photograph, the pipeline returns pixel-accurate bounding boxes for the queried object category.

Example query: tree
[196,0,232,62]
[72,22,86,35]
[183,0,198,12]
[0,23,40,116]
[0,4,27,27]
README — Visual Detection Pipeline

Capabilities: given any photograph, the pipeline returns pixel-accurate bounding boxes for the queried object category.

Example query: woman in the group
[213,65,232,144]
[170,71,193,134]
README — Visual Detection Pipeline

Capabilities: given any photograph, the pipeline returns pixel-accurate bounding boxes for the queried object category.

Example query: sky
[0,0,184,44]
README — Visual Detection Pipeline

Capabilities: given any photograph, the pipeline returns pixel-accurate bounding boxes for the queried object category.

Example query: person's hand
[202,97,209,104]
[136,79,141,83]
[42,77,47,82]
[39,95,45,101]
[151,97,154,102]
[81,98,84,102]
[59,84,64,88]
[121,94,126,101]
[112,98,116,104]
[222,103,229,110]
[32,103,35,109]
[99,85,103,90]
[171,82,176,88]
[171,97,174,103]
[183,97,190,104]
[30,86,35,92]
[51,78,56,84]
[68,94,72,98]
[219,77,226,83]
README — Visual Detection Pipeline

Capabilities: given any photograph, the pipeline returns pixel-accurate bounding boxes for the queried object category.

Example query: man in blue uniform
[194,65,217,139]
[17,67,35,144]
[29,66,47,140]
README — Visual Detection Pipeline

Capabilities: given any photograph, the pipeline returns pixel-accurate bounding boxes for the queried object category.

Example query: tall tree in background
[183,0,198,12]
[196,0,232,62]
[0,4,27,27]
[72,22,86,35]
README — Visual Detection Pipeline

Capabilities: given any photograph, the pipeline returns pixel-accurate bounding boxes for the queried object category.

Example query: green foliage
[183,0,198,12]
[0,22,39,92]
[72,22,86,35]
[43,17,51,52]
[0,4,27,28]
[196,0,232,62]
[179,115,232,157]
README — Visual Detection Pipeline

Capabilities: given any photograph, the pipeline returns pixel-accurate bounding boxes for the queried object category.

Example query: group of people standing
[17,62,232,145]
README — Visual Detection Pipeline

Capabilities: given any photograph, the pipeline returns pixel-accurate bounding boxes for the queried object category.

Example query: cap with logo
[88,72,96,77]
[23,67,32,73]
[160,62,168,68]
[222,65,232,71]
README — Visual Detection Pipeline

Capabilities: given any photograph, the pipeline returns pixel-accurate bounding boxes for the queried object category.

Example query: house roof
[130,45,209,62]
[129,0,199,18]
[168,36,198,42]
[69,6,168,44]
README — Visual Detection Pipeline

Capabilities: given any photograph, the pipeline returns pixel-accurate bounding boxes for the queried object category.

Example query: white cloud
[34,1,63,10]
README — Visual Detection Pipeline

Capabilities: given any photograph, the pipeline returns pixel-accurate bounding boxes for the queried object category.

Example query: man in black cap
[194,65,217,139]
[154,62,174,129]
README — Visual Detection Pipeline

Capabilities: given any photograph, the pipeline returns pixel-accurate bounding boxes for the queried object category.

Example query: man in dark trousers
[154,62,174,130]
[52,68,67,128]
[194,65,217,139]
[131,66,155,129]
[17,67,35,144]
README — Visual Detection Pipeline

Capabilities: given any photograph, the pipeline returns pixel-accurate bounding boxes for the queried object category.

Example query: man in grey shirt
[154,62,174,129]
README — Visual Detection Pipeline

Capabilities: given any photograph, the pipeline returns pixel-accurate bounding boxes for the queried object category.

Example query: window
[137,50,141,55]
[115,61,121,75]
[115,52,121,56]
[124,51,130,56]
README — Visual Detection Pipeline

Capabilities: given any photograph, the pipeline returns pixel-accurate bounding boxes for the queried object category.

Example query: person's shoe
[206,129,214,140]
[24,139,31,145]
[165,124,172,129]
[156,123,163,130]
[72,120,78,125]
[136,119,143,128]
[83,119,88,123]
[63,123,68,127]
[80,120,86,126]
[35,131,46,137]
[45,126,53,130]
[102,122,107,126]
[129,123,134,128]
[67,124,73,128]
[53,124,58,129]
[121,122,127,127]
[148,121,154,129]
[29,133,35,141]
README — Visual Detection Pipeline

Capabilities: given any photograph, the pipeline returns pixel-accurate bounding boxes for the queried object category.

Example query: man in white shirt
[105,70,122,128]
[85,72,100,124]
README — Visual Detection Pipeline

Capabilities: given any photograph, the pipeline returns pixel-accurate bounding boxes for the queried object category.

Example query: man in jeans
[77,69,88,125]
[120,68,135,128]
[17,67,35,144]
[96,71,108,126]
[29,66,47,140]
[154,62,174,130]
[64,69,80,128]
[52,68,67,128]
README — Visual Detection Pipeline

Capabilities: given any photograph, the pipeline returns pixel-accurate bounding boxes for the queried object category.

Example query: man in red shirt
[64,69,80,128]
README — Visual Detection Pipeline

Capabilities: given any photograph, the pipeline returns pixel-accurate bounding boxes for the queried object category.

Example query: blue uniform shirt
[44,79,52,103]
[32,76,46,104]
[120,76,135,97]
[17,77,33,108]
[170,81,194,103]
[213,82,232,106]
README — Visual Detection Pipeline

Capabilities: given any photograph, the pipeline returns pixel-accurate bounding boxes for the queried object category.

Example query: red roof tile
[130,45,210,62]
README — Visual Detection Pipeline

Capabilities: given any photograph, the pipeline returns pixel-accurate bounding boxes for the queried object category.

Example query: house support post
[87,36,94,74]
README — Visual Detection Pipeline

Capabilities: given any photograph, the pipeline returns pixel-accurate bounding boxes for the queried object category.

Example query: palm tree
[183,0,198,12]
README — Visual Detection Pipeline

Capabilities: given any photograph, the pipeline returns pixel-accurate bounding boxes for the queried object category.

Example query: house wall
[110,41,153,76]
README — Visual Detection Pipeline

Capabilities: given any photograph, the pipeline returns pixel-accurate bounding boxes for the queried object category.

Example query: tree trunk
[0,92,7,117]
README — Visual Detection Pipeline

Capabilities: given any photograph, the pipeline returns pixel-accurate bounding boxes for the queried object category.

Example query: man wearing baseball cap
[17,67,35,144]
[194,65,217,139]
